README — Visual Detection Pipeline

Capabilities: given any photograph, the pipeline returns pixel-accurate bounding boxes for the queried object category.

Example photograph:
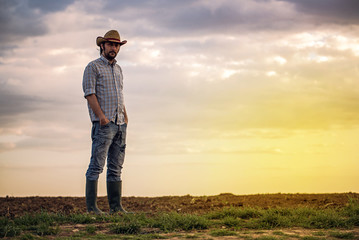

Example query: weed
[345,198,359,226]
[345,198,359,216]
[305,210,349,229]
[69,213,102,224]
[312,231,325,236]
[110,221,141,235]
[272,230,285,236]
[141,233,169,239]
[301,236,325,240]
[0,222,22,238]
[246,210,292,229]
[206,207,262,220]
[329,231,356,239]
[222,216,241,228]
[14,212,55,226]
[111,212,150,227]
[237,234,255,239]
[184,233,201,238]
[152,212,209,232]
[209,229,237,237]
[19,233,37,240]
[85,224,97,234]
[255,236,278,240]
[34,223,60,236]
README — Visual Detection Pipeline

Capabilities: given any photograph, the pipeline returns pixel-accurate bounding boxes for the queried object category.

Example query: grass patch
[209,229,237,237]
[247,208,294,229]
[221,216,241,228]
[301,237,325,240]
[1,198,358,239]
[109,221,141,235]
[33,223,60,236]
[0,222,22,238]
[184,233,201,238]
[255,236,279,240]
[272,230,285,236]
[151,212,210,232]
[19,233,38,240]
[206,206,262,220]
[329,231,356,239]
[312,231,326,236]
[206,205,358,230]
[85,224,97,234]
[304,209,349,229]
[345,198,359,226]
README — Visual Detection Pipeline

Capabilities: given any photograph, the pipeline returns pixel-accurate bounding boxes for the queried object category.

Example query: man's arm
[124,106,128,124]
[85,94,110,126]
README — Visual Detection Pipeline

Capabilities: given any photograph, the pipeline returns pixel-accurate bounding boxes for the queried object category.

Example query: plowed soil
[1,192,358,217]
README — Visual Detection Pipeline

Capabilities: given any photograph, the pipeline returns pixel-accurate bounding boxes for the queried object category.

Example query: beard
[102,44,118,61]
[104,50,117,60]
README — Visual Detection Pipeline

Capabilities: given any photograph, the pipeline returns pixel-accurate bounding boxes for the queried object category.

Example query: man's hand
[124,106,128,124]
[100,117,110,126]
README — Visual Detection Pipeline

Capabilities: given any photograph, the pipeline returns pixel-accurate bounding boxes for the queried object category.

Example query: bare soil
[1,192,358,217]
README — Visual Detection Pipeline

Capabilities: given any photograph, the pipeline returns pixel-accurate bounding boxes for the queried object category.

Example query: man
[82,30,129,214]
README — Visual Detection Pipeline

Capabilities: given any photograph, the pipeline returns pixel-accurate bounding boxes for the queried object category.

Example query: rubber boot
[86,179,104,214]
[107,181,129,214]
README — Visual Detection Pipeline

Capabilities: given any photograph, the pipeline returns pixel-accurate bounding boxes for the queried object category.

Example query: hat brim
[96,37,127,46]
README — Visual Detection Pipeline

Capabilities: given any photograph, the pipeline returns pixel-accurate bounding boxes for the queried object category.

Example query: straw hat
[96,30,127,46]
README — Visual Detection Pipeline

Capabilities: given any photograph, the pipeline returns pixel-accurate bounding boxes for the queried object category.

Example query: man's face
[102,42,120,60]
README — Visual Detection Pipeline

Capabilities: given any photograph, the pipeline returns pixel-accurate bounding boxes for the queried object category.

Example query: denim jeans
[86,121,127,182]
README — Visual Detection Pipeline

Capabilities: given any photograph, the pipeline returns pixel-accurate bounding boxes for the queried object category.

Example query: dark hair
[99,43,103,55]
[99,42,106,55]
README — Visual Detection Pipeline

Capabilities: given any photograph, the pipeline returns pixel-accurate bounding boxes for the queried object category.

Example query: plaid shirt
[83,55,125,125]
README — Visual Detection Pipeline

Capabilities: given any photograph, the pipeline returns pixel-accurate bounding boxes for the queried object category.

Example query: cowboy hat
[96,30,127,46]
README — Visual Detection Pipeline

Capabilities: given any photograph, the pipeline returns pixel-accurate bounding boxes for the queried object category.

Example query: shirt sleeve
[82,62,97,98]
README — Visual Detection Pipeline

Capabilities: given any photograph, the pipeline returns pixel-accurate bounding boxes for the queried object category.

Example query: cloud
[77,0,299,37]
[158,1,296,34]
[0,0,358,149]
[27,0,75,13]
[0,142,16,153]
[281,0,359,24]
[0,0,45,43]
[0,0,75,54]
[0,83,46,125]
[95,0,359,38]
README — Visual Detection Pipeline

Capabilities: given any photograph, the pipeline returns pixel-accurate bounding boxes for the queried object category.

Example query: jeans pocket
[100,121,111,129]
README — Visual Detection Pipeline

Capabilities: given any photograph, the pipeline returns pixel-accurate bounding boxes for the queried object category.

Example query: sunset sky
[0,0,359,197]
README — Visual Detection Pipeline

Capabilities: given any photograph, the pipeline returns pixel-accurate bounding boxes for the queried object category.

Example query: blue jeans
[86,121,127,182]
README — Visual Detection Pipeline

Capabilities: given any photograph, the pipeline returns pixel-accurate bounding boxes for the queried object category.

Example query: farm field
[1,193,359,239]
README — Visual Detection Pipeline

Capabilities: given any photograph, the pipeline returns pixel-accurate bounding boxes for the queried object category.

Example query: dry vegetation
[2,193,358,217]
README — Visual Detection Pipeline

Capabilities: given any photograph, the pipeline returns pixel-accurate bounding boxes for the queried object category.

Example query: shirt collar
[100,55,117,65]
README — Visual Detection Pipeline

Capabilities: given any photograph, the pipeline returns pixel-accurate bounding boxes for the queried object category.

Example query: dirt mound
[1,192,358,217]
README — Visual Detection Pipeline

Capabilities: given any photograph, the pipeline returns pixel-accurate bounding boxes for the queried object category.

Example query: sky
[0,0,358,197]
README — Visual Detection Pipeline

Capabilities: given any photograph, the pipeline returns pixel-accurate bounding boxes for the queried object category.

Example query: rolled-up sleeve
[83,63,97,98]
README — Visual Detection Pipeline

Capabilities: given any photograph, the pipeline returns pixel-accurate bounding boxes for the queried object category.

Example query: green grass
[329,231,356,239]
[1,198,358,239]
[109,221,141,234]
[221,216,242,228]
[209,229,237,237]
[255,236,279,240]
[272,230,285,236]
[301,237,324,240]
[85,224,97,234]
[151,212,210,232]
[206,206,262,220]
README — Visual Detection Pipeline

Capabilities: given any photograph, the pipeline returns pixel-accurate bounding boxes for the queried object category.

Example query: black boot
[107,181,129,214]
[86,179,104,214]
